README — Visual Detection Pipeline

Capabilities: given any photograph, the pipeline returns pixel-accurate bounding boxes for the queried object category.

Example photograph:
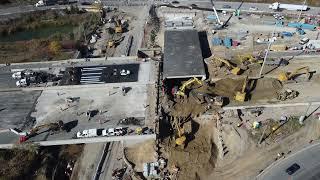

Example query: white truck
[35,0,45,7]
[269,2,308,11]
[16,78,28,87]
[12,70,34,79]
[76,129,98,138]
[102,127,124,137]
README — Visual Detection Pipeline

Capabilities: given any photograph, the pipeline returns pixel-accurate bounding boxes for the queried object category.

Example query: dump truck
[269,2,308,11]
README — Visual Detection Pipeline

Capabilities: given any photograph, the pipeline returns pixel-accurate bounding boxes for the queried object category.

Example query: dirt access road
[206,115,320,180]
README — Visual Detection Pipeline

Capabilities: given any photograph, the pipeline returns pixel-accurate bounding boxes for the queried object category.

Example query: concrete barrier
[0,134,156,149]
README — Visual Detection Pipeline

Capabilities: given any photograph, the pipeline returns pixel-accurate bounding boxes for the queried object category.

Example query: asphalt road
[257,142,320,180]
[0,0,320,16]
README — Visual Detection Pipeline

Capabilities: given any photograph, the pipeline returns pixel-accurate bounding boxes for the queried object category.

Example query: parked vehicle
[249,7,258,11]
[222,5,231,9]
[16,79,28,87]
[286,163,300,175]
[12,70,34,79]
[102,127,124,136]
[269,2,308,11]
[77,129,98,138]
[299,37,310,45]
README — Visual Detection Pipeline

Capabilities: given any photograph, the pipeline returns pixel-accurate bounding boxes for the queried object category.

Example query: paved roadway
[257,142,320,180]
[0,0,320,16]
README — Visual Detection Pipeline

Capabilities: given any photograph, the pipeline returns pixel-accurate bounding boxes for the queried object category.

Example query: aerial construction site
[0,0,320,180]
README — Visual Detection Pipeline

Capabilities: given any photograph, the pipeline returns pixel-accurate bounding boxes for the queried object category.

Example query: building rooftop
[163,29,206,80]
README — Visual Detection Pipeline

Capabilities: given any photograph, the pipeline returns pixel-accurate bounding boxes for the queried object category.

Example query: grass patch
[0,9,101,63]
[0,145,83,180]
[250,117,303,144]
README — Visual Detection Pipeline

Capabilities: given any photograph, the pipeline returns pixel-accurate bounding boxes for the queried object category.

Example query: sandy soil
[161,120,218,180]
[125,140,157,172]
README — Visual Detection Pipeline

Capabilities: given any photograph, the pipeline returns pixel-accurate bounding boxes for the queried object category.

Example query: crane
[235,76,249,102]
[277,66,310,82]
[215,57,241,75]
[175,77,202,97]
[211,0,244,30]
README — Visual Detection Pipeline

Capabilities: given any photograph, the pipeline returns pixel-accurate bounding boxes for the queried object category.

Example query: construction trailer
[269,2,308,11]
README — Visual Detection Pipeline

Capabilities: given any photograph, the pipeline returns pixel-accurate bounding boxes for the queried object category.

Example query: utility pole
[297,0,307,22]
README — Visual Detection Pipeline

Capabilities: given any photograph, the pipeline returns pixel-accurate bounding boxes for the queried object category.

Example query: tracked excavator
[215,57,242,75]
[237,54,263,66]
[235,76,250,102]
[19,120,65,143]
[175,77,202,97]
[172,117,192,148]
[277,66,310,82]
[107,36,124,48]
[115,19,123,33]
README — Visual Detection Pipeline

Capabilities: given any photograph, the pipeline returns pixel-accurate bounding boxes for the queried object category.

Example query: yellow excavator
[175,77,202,97]
[115,19,123,33]
[173,117,190,148]
[107,36,123,48]
[235,76,249,102]
[215,57,241,75]
[277,66,310,82]
[237,54,262,66]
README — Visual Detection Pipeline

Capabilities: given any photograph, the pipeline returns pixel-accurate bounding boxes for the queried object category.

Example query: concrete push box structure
[163,29,206,80]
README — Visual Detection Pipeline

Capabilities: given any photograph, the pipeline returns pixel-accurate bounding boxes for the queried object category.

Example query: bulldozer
[19,120,65,143]
[175,77,202,97]
[277,66,310,82]
[215,57,242,75]
[235,76,249,102]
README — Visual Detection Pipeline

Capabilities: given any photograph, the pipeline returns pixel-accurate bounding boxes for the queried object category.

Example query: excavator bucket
[231,67,241,75]
[175,136,186,146]
[278,72,289,82]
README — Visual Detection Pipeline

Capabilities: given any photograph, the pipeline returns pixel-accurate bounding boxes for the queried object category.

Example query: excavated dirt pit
[162,122,218,180]
[125,140,157,172]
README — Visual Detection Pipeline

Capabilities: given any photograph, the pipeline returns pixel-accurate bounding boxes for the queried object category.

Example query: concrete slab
[0,90,41,129]
[32,85,147,124]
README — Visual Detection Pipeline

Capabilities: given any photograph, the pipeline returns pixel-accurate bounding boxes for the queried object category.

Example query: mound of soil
[163,124,218,180]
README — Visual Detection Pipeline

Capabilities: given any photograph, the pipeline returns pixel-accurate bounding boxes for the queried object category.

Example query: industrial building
[163,29,206,80]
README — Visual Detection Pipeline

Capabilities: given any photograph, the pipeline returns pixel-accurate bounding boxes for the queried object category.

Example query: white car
[102,127,124,136]
[299,37,309,45]
[120,69,130,76]
[249,7,258,11]
[16,79,28,87]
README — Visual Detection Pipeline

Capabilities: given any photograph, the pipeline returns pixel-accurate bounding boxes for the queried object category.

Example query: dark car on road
[223,5,231,9]
[286,163,300,175]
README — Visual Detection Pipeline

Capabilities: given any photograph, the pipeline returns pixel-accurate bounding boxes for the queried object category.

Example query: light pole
[258,22,277,78]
